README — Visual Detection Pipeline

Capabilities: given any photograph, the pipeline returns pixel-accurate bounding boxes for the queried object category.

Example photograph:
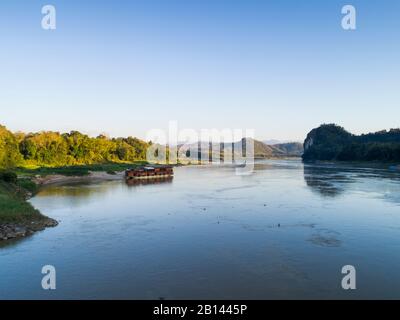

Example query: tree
[303,124,400,162]
[0,125,23,168]
[0,124,151,167]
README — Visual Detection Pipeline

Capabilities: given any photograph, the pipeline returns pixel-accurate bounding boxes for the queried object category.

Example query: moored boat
[125,165,174,180]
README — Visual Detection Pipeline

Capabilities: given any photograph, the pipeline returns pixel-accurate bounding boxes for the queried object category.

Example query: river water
[1,160,400,299]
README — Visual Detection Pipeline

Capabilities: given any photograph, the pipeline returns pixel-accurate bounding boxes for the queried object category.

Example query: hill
[302,124,400,162]
[177,138,302,161]
[272,142,303,156]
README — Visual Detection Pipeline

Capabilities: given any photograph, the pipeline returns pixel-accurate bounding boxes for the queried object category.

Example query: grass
[16,161,148,178]
[16,178,39,194]
[0,181,44,223]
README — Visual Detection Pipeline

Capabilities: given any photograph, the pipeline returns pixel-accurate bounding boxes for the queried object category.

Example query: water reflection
[37,177,174,198]
[303,164,353,197]
[37,181,119,198]
[303,162,400,204]
[126,177,173,186]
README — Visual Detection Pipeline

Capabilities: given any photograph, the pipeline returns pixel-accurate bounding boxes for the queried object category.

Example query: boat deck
[125,165,174,180]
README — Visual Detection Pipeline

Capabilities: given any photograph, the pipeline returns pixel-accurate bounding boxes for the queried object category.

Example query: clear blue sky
[0,0,399,141]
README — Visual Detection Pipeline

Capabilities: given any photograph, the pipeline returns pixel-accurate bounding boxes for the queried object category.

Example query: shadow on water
[303,162,400,203]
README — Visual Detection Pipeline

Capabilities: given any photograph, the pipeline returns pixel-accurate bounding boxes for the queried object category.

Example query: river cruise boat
[125,165,174,180]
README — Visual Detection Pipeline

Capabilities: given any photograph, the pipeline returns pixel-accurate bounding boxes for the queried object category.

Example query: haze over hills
[177,138,303,160]
[263,139,296,145]
[246,139,303,158]
[272,142,304,157]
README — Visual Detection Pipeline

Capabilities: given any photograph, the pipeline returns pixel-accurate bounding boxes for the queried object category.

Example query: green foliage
[0,125,23,168]
[0,124,150,169]
[16,178,38,194]
[0,181,43,223]
[0,170,18,183]
[0,124,151,224]
[303,124,400,162]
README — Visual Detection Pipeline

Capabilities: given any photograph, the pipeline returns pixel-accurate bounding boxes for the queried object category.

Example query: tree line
[0,124,149,168]
[302,124,400,162]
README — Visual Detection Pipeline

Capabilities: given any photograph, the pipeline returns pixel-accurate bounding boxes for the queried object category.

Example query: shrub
[0,170,18,183]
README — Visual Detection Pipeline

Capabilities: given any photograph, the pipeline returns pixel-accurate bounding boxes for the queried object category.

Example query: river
[1,159,400,299]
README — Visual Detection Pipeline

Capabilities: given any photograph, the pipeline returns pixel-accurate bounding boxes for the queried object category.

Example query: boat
[125,165,174,180]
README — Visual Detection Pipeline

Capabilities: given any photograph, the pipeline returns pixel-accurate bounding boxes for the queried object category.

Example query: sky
[0,0,399,141]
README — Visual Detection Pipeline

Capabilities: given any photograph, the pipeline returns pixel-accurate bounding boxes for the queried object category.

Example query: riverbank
[33,170,125,186]
[0,218,58,241]
[30,162,182,186]
[0,162,149,242]
[0,179,58,241]
[16,162,148,178]
[0,172,123,242]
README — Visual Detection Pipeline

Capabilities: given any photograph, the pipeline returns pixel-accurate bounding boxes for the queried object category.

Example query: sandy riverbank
[33,171,125,186]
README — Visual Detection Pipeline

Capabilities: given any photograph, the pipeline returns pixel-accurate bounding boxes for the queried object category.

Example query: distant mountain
[239,138,279,158]
[177,138,302,161]
[302,124,400,161]
[263,139,292,145]
[272,142,304,156]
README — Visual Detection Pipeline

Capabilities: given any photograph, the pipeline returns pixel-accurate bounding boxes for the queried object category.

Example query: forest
[0,124,149,169]
[302,124,400,162]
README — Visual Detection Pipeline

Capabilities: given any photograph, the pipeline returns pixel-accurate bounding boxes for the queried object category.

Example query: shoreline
[0,182,58,244]
[0,218,58,242]
[1,171,125,242]
[33,170,125,186]
[1,170,135,242]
